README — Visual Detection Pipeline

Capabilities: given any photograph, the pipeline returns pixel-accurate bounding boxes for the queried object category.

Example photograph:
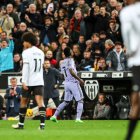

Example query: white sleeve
[22,51,29,63]
[22,63,29,85]
[120,9,133,52]
[121,21,132,51]
[120,8,140,54]
[22,51,29,85]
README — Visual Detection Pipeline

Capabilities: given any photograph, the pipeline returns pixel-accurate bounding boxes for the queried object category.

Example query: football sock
[125,119,138,140]
[76,100,83,120]
[39,107,46,125]
[54,101,69,117]
[19,107,27,124]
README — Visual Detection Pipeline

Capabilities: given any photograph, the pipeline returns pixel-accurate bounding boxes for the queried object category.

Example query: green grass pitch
[0,120,140,140]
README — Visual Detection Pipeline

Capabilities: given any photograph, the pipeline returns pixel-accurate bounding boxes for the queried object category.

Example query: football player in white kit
[12,32,46,130]
[120,0,140,139]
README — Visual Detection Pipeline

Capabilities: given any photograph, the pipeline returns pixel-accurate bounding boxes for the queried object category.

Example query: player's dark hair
[64,47,71,57]
[22,32,37,46]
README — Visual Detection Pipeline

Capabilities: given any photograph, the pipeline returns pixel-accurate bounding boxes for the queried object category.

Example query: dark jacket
[0,95,4,119]
[14,61,22,72]
[9,12,20,26]
[62,2,76,19]
[94,13,110,33]
[106,49,128,71]
[70,17,86,43]
[0,95,3,111]
[43,68,62,99]
[92,42,105,57]
[12,30,28,54]
[83,14,96,40]
[4,87,21,114]
[107,24,122,43]
[29,21,57,44]
[40,25,57,45]
[79,58,94,71]
[20,12,42,28]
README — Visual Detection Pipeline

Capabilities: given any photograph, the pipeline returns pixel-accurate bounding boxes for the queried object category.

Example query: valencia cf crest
[84,80,99,100]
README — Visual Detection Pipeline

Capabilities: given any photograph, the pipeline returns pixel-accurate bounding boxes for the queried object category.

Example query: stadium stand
[0,0,131,120]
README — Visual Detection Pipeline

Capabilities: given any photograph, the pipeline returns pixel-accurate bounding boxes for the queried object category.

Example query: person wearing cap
[0,39,14,72]
[106,41,128,71]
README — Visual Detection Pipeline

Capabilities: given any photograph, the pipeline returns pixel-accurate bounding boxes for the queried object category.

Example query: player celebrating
[12,32,46,130]
[120,0,140,139]
[50,47,84,123]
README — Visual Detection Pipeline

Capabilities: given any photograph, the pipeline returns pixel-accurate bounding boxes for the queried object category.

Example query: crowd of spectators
[0,0,128,72]
[0,0,131,119]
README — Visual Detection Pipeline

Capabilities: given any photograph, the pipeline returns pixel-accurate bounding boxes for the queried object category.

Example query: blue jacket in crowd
[0,40,14,72]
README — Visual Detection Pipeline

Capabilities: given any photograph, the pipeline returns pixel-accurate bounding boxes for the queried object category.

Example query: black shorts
[22,86,44,98]
[130,66,140,92]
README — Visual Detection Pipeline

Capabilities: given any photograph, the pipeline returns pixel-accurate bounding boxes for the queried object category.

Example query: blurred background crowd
[0,0,129,73]
[0,0,130,120]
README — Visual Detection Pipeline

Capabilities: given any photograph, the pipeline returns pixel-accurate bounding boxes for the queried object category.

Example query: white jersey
[60,58,78,83]
[22,46,44,86]
[120,2,140,67]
